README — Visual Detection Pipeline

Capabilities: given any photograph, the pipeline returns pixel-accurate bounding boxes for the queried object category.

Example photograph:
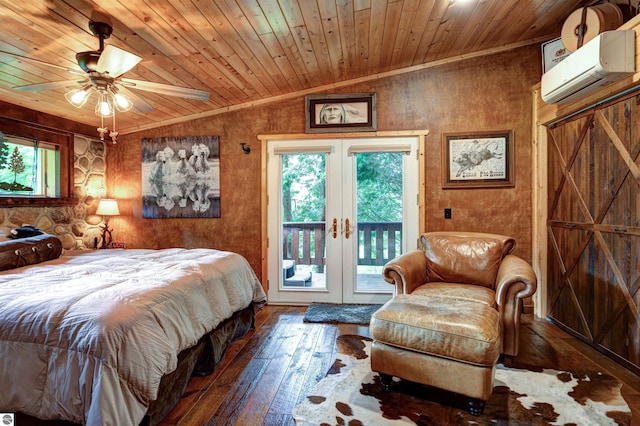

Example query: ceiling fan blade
[0,51,85,76]
[14,79,87,92]
[120,77,210,101]
[96,45,141,78]
[117,85,154,113]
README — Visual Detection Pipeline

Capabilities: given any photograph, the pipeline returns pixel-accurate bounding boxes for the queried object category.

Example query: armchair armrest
[494,254,537,356]
[382,250,428,295]
[495,254,537,304]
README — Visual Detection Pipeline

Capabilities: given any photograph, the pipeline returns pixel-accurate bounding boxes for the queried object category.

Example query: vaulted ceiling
[0,0,592,136]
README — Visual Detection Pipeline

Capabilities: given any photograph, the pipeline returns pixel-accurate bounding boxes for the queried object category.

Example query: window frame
[0,119,76,207]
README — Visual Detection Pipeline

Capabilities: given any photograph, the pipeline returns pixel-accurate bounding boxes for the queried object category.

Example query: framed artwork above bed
[141,135,220,218]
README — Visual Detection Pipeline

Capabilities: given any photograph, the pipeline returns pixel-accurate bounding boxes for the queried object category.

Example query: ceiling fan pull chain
[110,111,118,144]
[97,114,108,141]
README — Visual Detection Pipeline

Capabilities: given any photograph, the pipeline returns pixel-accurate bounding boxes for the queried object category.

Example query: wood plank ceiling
[0,0,592,136]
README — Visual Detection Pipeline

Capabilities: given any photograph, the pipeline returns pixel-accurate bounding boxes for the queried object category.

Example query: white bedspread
[0,248,266,426]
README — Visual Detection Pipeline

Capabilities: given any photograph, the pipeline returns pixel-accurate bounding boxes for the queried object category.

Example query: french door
[266,137,419,305]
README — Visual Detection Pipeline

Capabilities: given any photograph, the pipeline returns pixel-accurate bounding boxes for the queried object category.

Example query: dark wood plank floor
[157,305,640,426]
[15,305,640,425]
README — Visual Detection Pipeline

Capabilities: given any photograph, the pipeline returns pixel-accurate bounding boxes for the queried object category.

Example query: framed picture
[305,93,377,133]
[442,130,514,189]
[141,135,221,218]
[541,37,571,73]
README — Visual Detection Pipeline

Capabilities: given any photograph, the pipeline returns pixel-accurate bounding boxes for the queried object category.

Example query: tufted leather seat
[381,231,537,356]
[372,295,501,366]
[370,231,537,415]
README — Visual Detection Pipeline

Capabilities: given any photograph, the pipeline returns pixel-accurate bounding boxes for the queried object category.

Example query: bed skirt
[14,304,256,426]
[141,303,255,425]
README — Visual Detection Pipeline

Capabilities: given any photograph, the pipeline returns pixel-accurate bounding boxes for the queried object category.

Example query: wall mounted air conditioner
[541,30,635,104]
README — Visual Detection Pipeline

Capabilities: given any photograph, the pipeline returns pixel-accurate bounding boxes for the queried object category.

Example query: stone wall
[0,135,107,250]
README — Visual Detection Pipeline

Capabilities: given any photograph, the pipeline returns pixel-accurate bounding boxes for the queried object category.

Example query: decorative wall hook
[240,142,251,154]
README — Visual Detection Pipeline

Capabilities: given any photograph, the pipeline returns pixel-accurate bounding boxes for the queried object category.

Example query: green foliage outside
[282,153,326,222]
[282,152,403,222]
[282,152,403,270]
[355,152,402,222]
[0,133,35,192]
[0,133,9,170]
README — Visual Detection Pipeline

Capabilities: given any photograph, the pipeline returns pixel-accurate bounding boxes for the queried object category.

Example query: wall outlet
[444,208,452,219]
[111,242,126,249]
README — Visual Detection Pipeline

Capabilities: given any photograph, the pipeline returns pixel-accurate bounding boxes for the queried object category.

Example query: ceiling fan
[4,19,210,142]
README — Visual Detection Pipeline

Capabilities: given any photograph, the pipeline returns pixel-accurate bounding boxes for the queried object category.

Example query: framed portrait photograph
[442,130,514,189]
[305,93,377,133]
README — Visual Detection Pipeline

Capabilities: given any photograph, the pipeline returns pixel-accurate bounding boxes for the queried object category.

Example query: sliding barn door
[547,93,640,373]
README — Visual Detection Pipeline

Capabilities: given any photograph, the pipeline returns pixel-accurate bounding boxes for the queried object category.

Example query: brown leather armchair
[381,231,537,357]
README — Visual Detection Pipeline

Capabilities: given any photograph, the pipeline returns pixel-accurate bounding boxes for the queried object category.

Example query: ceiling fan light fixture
[95,91,114,117]
[76,51,102,73]
[110,87,133,112]
[65,86,92,108]
[8,18,208,142]
[113,93,133,112]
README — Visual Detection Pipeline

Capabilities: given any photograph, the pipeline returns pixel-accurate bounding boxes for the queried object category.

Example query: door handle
[345,218,351,239]
[331,218,338,239]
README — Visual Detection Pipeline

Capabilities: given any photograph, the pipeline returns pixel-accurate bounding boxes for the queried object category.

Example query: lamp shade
[113,92,133,111]
[96,199,120,216]
[110,86,134,112]
[65,87,92,108]
[95,91,114,117]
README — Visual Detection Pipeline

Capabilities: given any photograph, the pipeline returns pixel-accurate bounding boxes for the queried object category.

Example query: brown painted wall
[107,45,542,281]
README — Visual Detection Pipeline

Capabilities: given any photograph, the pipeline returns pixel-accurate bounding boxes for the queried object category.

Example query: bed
[0,234,267,426]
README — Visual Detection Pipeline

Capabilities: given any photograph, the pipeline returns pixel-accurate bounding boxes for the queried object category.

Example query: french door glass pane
[281,153,327,289]
[355,152,402,293]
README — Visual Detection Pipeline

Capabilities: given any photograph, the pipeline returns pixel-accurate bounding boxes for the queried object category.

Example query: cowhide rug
[292,335,632,426]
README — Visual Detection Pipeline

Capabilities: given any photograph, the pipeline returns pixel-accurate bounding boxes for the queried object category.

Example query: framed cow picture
[442,130,514,189]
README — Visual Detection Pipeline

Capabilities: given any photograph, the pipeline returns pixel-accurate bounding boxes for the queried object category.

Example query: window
[0,134,60,197]
[0,130,73,206]
[0,134,60,198]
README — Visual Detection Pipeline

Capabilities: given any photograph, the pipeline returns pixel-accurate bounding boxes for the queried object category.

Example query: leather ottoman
[370,294,501,415]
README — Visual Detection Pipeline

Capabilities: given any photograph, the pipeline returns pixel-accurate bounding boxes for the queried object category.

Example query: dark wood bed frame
[143,303,256,425]
[16,303,257,426]
[3,236,260,425]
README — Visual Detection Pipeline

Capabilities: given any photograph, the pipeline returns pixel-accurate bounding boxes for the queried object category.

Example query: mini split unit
[541,30,635,104]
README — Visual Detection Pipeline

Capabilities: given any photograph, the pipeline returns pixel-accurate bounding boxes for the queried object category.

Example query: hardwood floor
[16,304,640,425]
[158,305,640,426]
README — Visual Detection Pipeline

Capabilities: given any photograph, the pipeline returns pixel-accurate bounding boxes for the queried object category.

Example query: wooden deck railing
[356,221,402,266]
[282,221,402,269]
[282,222,326,268]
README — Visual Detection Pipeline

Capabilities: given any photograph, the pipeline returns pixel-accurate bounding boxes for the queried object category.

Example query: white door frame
[340,138,420,304]
[261,131,428,305]
[266,139,341,305]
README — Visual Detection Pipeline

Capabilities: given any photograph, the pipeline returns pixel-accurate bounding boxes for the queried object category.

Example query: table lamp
[96,198,120,249]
